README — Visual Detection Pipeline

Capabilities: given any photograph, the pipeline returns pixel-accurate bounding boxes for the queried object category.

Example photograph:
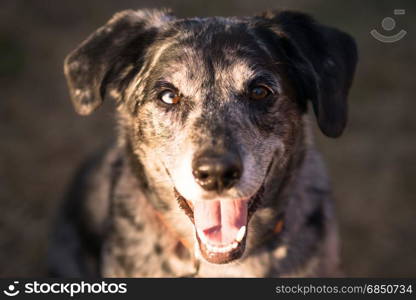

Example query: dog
[49,8,357,277]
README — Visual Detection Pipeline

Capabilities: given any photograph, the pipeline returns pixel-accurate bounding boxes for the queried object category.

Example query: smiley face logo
[3,281,20,297]
[371,9,407,43]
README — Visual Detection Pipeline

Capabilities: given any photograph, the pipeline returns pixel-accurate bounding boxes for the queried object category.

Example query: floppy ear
[258,11,358,137]
[64,9,173,115]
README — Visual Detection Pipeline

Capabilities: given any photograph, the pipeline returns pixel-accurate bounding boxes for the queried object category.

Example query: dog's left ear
[64,9,174,115]
[257,11,358,137]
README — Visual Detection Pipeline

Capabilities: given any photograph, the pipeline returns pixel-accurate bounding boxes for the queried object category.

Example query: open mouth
[174,185,264,264]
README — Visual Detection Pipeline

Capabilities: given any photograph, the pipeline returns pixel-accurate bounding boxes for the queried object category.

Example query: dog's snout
[192,151,243,193]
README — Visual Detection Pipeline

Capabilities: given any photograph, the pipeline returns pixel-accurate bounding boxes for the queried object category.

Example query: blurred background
[0,0,415,277]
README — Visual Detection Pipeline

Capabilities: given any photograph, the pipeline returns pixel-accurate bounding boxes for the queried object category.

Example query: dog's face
[129,21,304,263]
[64,10,357,264]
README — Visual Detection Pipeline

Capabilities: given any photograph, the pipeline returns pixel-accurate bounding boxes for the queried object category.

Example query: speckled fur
[49,9,357,277]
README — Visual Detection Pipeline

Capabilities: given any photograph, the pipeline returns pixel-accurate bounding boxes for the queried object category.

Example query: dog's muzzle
[171,149,265,264]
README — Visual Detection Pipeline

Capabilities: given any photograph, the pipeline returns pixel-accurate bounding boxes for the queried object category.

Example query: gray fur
[49,8,357,277]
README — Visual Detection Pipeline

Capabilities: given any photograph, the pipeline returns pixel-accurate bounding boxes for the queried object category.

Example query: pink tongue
[194,199,248,245]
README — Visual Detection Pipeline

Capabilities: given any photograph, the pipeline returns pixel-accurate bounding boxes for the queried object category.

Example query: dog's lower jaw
[195,232,247,264]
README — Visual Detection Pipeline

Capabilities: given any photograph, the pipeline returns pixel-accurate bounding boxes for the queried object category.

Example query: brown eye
[159,90,181,104]
[249,85,271,100]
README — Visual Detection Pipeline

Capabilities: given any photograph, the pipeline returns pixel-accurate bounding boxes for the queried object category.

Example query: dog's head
[64,9,357,264]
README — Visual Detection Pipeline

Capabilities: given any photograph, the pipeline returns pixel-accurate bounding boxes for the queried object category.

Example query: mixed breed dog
[49,8,357,277]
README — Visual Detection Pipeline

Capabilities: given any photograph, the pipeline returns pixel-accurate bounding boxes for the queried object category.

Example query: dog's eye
[159,90,181,104]
[249,85,271,100]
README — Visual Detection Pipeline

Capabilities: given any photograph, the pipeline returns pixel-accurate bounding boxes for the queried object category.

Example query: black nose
[192,151,243,193]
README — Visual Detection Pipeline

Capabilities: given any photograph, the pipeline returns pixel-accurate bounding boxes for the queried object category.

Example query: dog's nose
[192,152,243,193]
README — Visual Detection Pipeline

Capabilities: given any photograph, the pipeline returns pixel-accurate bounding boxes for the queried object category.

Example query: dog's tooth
[197,228,208,244]
[222,245,231,253]
[205,241,242,254]
[205,242,240,254]
[205,244,214,252]
[236,226,246,242]
[217,245,226,253]
[209,244,218,253]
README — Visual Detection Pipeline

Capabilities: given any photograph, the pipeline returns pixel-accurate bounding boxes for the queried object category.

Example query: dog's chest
[101,223,197,277]
[99,172,197,277]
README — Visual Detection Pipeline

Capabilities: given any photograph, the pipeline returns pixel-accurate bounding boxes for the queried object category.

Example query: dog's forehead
[167,17,265,60]
[160,48,257,92]
[151,18,276,96]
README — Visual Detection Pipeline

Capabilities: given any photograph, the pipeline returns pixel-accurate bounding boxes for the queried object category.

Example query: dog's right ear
[255,11,358,138]
[64,9,173,115]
